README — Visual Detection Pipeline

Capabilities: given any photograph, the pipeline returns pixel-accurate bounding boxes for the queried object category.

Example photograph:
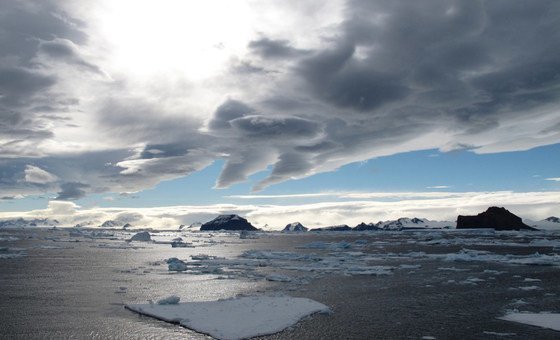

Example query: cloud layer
[0,0,559,200]
[1,191,558,230]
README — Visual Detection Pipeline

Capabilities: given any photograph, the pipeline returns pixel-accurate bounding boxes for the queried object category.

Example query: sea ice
[157,295,180,305]
[126,295,330,340]
[266,274,293,282]
[0,247,26,259]
[517,286,541,291]
[129,231,151,242]
[299,241,352,249]
[167,257,188,272]
[499,312,560,331]
[523,278,542,282]
[482,331,516,336]
[0,236,19,241]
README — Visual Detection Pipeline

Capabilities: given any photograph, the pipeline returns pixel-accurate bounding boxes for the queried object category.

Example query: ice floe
[0,247,26,259]
[482,331,516,336]
[125,295,330,340]
[129,231,151,242]
[157,295,181,305]
[166,257,188,272]
[499,312,560,331]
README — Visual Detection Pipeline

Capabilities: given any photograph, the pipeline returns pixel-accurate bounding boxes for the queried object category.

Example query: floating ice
[438,267,469,272]
[266,274,293,282]
[0,236,19,241]
[126,295,331,340]
[0,247,26,259]
[129,231,151,242]
[167,257,188,272]
[299,241,352,249]
[523,278,542,282]
[482,331,516,336]
[499,312,560,331]
[517,286,541,291]
[157,295,180,305]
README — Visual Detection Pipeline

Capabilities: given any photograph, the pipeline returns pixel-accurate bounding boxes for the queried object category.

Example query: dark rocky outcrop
[100,220,119,228]
[457,207,536,231]
[200,215,257,231]
[129,231,151,241]
[282,222,308,232]
[354,222,380,231]
[545,216,559,223]
[312,224,352,231]
[0,218,59,228]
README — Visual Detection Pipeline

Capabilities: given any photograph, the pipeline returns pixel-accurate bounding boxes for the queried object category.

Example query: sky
[0,0,559,229]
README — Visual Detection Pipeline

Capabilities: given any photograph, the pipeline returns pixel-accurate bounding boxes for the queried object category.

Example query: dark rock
[457,207,537,231]
[100,220,119,228]
[200,215,257,231]
[354,222,379,231]
[282,222,308,232]
[545,216,560,223]
[129,231,151,241]
[313,224,352,231]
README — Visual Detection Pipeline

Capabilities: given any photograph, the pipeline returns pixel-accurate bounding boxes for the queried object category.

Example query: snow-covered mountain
[179,222,202,231]
[283,222,308,232]
[100,220,120,228]
[200,215,257,231]
[0,217,59,228]
[312,224,352,231]
[373,218,454,230]
[524,217,560,230]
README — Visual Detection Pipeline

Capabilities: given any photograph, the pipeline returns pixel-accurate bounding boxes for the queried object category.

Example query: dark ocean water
[1,228,559,339]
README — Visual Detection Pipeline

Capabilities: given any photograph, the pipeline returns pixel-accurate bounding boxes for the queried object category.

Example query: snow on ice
[126,295,330,340]
[499,312,560,331]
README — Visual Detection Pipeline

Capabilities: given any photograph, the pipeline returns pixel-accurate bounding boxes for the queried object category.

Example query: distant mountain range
[1,211,558,231]
[0,217,59,228]
[524,216,560,230]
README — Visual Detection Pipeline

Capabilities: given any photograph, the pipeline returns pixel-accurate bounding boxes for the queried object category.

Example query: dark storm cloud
[0,68,57,108]
[0,0,98,160]
[215,148,277,189]
[228,0,560,190]
[253,152,313,191]
[56,182,90,200]
[230,115,322,139]
[295,141,339,153]
[208,99,255,130]
[296,42,410,111]
[38,38,102,73]
[230,61,270,75]
[249,38,309,59]
[2,0,560,198]
[0,0,87,64]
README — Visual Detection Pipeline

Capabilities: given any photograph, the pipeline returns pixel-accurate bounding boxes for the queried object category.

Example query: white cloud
[426,186,451,189]
[1,191,558,230]
[545,178,560,182]
[24,165,59,184]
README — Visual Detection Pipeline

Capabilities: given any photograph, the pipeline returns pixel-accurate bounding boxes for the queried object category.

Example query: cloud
[1,191,558,230]
[0,0,559,200]
[426,185,451,189]
[546,178,560,182]
[230,115,322,140]
[56,182,90,200]
[249,38,309,59]
[24,165,58,184]
[37,38,103,74]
